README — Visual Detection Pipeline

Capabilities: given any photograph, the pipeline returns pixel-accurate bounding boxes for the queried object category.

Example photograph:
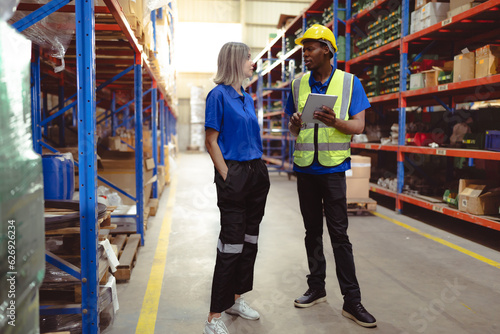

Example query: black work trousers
[296,171,361,304]
[210,159,270,313]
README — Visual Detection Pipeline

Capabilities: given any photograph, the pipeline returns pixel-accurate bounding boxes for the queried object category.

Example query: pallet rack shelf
[346,0,500,229]
[250,0,500,229]
[10,0,176,332]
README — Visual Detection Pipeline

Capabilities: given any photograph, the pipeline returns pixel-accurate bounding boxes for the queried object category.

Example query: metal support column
[396,0,410,213]
[134,53,145,244]
[159,95,165,166]
[58,78,66,146]
[75,0,99,332]
[111,93,117,136]
[345,0,352,71]
[43,90,48,138]
[333,0,338,68]
[31,46,42,154]
[151,81,158,198]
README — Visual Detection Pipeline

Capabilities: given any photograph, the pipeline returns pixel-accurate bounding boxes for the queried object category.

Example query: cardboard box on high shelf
[453,51,475,82]
[410,9,424,34]
[421,15,447,29]
[450,0,485,11]
[419,2,450,18]
[415,0,451,11]
[475,44,500,78]
[410,73,425,90]
[422,62,453,87]
[447,2,481,17]
[423,69,439,87]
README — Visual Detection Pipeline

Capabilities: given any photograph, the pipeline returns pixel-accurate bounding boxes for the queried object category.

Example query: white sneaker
[226,297,260,320]
[203,316,229,334]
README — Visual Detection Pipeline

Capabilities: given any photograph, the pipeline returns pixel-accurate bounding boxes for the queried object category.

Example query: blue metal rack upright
[74,0,99,330]
[134,52,145,244]
[11,0,178,332]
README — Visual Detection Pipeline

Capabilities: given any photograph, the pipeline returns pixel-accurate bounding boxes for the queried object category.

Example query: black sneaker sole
[342,309,377,328]
[294,296,327,308]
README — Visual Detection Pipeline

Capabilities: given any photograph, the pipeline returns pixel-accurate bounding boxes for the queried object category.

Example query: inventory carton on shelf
[447,2,482,17]
[453,51,475,82]
[458,179,500,215]
[450,0,486,11]
[346,155,371,199]
[475,44,500,78]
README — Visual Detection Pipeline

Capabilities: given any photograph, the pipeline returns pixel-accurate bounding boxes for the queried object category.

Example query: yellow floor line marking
[461,302,475,313]
[136,176,177,334]
[372,211,500,270]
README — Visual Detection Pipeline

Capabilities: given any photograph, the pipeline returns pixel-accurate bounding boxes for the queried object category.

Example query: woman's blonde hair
[213,42,250,86]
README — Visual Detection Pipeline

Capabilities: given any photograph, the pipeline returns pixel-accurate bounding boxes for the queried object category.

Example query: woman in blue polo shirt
[203,42,270,334]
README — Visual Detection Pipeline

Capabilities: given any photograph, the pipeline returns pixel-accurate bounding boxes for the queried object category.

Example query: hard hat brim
[295,37,338,53]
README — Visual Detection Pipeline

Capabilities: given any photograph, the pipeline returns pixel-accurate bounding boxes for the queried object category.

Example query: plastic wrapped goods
[8,0,75,72]
[0,0,19,21]
[0,21,45,334]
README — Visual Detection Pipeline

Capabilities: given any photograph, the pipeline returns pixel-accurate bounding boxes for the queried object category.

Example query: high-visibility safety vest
[292,69,354,167]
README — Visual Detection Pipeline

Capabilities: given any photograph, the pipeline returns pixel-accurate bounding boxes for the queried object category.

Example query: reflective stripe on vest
[291,70,354,167]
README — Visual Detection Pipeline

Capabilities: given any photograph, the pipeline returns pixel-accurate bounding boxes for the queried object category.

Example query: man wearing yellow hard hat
[285,24,376,328]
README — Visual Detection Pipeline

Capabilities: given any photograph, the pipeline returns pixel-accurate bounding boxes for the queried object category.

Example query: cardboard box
[423,69,439,87]
[348,155,371,179]
[107,136,123,151]
[346,177,370,199]
[419,2,450,18]
[447,2,480,17]
[450,0,482,11]
[346,155,371,199]
[458,184,500,215]
[475,44,500,78]
[453,52,475,82]
[410,73,425,90]
[410,10,422,34]
[421,15,447,29]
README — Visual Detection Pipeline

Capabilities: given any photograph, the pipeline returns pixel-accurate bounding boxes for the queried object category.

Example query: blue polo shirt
[284,66,371,174]
[205,84,263,161]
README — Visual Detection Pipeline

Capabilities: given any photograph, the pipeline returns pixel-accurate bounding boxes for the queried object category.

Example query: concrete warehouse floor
[108,152,500,334]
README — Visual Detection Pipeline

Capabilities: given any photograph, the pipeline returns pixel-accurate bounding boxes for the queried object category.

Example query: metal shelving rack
[249,0,347,173]
[346,0,500,231]
[10,0,177,332]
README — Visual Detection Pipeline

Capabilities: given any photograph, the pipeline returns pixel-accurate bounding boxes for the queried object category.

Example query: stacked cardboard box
[453,51,475,82]
[448,0,486,17]
[346,155,371,199]
[475,45,500,78]
[411,2,450,34]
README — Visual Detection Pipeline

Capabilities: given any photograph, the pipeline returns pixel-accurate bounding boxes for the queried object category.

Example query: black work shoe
[294,288,327,308]
[342,302,377,328]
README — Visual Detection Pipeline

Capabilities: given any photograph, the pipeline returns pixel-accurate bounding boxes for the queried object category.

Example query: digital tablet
[301,93,338,124]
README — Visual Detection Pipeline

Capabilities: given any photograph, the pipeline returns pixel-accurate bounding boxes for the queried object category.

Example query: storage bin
[485,130,500,152]
[42,153,75,200]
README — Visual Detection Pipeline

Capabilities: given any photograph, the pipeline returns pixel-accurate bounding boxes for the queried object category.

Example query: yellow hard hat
[295,24,338,53]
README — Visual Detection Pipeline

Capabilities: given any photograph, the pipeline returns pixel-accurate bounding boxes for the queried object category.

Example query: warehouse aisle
[109,153,500,334]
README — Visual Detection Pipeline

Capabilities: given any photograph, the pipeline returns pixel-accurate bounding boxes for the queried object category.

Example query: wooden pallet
[347,198,377,215]
[115,234,141,281]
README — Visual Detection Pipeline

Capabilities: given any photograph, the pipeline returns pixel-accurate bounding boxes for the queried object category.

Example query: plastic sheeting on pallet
[0,20,45,334]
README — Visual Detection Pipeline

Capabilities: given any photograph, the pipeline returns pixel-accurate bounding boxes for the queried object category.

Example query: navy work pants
[210,159,270,313]
[296,171,361,304]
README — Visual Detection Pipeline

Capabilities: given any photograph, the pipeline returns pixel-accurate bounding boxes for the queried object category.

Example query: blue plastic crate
[485,130,500,152]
